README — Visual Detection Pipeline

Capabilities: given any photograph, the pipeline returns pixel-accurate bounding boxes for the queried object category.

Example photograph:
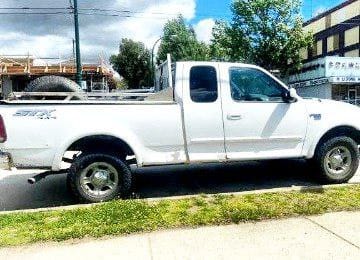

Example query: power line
[0,7,229,19]
[0,7,71,10]
[0,12,230,20]
[0,12,71,15]
[0,11,181,19]
[0,5,335,13]
[0,6,355,22]
[77,12,191,20]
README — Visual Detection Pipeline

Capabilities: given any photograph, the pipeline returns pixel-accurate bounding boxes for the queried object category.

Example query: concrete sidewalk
[1,212,359,260]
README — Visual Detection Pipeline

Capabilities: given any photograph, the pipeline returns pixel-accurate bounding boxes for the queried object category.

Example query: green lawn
[1,185,360,247]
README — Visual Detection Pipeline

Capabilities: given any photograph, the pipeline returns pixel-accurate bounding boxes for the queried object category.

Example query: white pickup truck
[0,61,359,203]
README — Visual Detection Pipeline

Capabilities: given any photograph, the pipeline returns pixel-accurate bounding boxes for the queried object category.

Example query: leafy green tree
[110,38,152,89]
[210,20,250,62]
[158,16,209,63]
[211,0,312,75]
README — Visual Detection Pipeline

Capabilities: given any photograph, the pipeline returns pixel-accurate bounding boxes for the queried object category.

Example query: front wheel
[68,153,132,203]
[313,136,359,184]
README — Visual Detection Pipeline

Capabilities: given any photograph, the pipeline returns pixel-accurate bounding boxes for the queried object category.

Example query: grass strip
[1,185,360,247]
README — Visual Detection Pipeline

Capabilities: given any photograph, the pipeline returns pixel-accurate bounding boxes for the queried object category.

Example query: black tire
[25,76,84,100]
[312,136,359,184]
[68,153,132,203]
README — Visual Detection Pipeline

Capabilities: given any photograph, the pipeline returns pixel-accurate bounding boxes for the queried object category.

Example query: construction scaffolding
[0,54,114,98]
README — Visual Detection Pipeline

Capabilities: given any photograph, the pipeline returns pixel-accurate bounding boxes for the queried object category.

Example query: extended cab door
[220,64,308,160]
[182,63,226,162]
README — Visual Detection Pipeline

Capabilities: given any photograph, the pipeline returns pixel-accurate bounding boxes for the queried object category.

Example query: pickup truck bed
[0,100,185,169]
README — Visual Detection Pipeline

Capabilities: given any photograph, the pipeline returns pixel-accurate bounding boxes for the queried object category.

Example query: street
[0,159,359,212]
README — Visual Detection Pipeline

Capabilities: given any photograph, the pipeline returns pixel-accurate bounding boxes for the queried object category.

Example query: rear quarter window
[190,66,218,103]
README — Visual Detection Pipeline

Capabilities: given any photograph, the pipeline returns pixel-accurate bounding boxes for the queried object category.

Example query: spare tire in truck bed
[25,76,84,100]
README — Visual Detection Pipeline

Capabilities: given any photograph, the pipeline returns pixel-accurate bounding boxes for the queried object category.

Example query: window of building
[327,34,339,52]
[312,40,323,57]
[344,49,359,57]
[344,26,360,47]
[312,41,317,57]
[325,14,332,29]
[229,67,286,102]
[300,47,308,60]
[190,66,218,103]
[332,85,360,105]
[316,40,323,56]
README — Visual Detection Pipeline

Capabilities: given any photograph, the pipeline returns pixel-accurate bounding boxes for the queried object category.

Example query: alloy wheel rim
[324,146,352,177]
[79,162,119,198]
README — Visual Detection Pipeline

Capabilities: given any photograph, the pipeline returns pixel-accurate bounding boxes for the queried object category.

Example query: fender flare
[51,132,143,171]
[306,125,360,159]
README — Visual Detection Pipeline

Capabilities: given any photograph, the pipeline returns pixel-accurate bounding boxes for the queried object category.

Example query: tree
[110,39,152,89]
[211,0,312,75]
[210,20,250,62]
[157,16,209,63]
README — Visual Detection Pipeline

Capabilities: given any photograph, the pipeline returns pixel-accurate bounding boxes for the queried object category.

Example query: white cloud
[194,18,215,44]
[108,0,196,49]
[0,33,73,58]
[0,0,196,62]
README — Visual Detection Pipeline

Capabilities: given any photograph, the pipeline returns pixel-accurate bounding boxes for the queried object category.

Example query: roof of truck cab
[176,61,257,66]
[175,61,265,70]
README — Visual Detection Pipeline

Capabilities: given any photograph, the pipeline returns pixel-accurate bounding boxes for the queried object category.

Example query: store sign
[329,76,360,83]
[289,78,329,88]
[289,57,360,87]
[326,57,360,78]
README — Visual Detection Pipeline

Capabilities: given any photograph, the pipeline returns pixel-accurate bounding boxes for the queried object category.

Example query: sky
[0,0,348,63]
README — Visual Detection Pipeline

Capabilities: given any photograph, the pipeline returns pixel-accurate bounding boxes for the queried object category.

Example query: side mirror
[284,88,298,103]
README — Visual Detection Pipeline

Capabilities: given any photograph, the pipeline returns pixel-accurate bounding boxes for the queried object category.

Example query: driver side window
[229,67,286,102]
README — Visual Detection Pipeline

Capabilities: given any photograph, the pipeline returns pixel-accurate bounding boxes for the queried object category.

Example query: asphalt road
[0,159,359,212]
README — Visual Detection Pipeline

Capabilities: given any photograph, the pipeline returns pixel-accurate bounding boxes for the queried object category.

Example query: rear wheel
[313,136,359,184]
[68,153,132,203]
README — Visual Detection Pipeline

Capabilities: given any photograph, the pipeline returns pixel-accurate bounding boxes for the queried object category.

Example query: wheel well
[316,126,360,152]
[66,135,136,163]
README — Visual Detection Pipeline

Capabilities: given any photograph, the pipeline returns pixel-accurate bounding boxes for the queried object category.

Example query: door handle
[227,114,242,120]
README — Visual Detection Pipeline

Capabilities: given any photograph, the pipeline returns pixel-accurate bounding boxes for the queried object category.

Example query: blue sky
[195,0,345,23]
[301,0,343,20]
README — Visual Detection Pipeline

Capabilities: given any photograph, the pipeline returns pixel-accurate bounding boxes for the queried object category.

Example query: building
[0,55,115,99]
[288,0,359,105]
[289,56,360,105]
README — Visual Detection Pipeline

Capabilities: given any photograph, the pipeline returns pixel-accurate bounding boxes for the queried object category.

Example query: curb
[0,182,358,216]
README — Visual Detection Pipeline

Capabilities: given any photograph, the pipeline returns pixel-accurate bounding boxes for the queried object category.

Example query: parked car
[0,61,359,203]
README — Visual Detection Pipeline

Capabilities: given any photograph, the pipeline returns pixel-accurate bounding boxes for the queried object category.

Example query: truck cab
[176,62,308,162]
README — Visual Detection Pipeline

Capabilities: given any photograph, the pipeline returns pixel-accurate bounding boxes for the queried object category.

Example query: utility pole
[73,0,82,86]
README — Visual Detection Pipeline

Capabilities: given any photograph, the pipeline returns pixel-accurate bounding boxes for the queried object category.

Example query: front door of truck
[220,65,308,160]
[182,64,226,162]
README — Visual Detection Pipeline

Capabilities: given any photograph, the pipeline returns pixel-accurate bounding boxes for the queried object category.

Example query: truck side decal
[13,109,57,120]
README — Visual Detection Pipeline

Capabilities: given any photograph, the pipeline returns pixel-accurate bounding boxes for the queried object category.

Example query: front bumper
[0,152,11,170]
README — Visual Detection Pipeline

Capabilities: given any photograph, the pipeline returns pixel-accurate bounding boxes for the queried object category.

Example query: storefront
[288,57,360,105]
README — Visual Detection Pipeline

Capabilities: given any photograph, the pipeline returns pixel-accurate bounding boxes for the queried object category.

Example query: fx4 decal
[13,109,57,120]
